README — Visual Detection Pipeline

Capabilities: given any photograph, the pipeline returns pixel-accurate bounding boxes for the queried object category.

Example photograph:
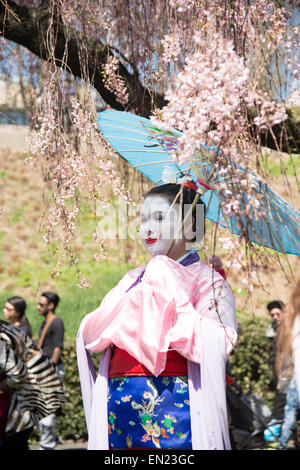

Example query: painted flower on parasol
[97,109,300,257]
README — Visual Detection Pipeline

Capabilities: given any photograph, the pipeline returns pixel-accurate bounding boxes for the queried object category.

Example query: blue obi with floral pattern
[108,376,192,450]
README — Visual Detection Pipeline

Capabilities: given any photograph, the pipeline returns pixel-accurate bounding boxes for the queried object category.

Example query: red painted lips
[146,238,157,245]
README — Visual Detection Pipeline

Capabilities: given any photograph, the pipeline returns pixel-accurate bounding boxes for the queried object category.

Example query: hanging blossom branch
[152,31,287,228]
[150,10,295,294]
[161,33,181,63]
[102,55,129,107]
[26,70,130,286]
[70,97,131,263]
[152,31,287,165]
[168,0,195,13]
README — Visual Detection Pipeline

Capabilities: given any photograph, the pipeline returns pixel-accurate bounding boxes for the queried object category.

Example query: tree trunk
[0,1,299,153]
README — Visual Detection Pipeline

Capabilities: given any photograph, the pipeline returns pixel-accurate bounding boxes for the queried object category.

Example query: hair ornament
[161,166,213,194]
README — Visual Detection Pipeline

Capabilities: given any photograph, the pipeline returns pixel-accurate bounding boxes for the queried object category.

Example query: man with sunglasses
[37,291,65,450]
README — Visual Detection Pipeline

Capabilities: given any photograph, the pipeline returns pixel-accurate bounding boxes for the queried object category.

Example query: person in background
[209,254,226,279]
[0,319,65,451]
[264,300,289,443]
[276,281,300,449]
[36,291,65,450]
[3,296,32,338]
[0,356,10,449]
[266,301,285,343]
[0,320,33,451]
[266,301,285,387]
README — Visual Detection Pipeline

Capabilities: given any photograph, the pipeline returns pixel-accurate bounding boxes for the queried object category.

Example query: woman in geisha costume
[77,180,238,450]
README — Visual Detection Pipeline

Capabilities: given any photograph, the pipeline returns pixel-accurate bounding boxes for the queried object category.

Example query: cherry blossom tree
[0,1,299,145]
[0,0,299,291]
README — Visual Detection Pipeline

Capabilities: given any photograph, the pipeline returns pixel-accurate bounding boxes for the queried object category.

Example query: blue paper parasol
[97,109,300,256]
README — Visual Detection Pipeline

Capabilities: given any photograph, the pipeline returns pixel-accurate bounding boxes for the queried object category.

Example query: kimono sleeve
[193,266,238,356]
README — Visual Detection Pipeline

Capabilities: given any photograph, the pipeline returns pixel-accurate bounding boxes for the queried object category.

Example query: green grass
[10,207,24,224]
[0,260,133,338]
[260,153,300,177]
[0,151,141,340]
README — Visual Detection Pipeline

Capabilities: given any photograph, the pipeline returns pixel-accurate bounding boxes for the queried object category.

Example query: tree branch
[248,107,300,155]
[0,0,165,116]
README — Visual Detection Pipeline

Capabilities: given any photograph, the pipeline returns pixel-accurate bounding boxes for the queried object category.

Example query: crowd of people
[0,182,299,451]
[0,291,65,450]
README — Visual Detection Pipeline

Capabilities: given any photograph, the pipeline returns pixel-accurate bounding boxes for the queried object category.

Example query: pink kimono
[77,255,238,450]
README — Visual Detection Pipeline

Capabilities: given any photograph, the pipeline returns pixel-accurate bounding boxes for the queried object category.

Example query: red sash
[108,347,188,378]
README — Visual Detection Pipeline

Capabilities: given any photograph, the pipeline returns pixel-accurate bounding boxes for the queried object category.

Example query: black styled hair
[7,296,26,318]
[41,291,60,310]
[267,300,284,312]
[144,183,206,242]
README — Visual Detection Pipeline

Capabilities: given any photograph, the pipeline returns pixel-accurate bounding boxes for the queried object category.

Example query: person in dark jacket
[36,292,65,450]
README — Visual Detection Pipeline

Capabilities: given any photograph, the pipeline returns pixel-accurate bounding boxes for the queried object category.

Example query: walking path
[30,439,88,451]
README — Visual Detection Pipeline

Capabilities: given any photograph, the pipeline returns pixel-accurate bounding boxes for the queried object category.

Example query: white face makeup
[140,195,188,260]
